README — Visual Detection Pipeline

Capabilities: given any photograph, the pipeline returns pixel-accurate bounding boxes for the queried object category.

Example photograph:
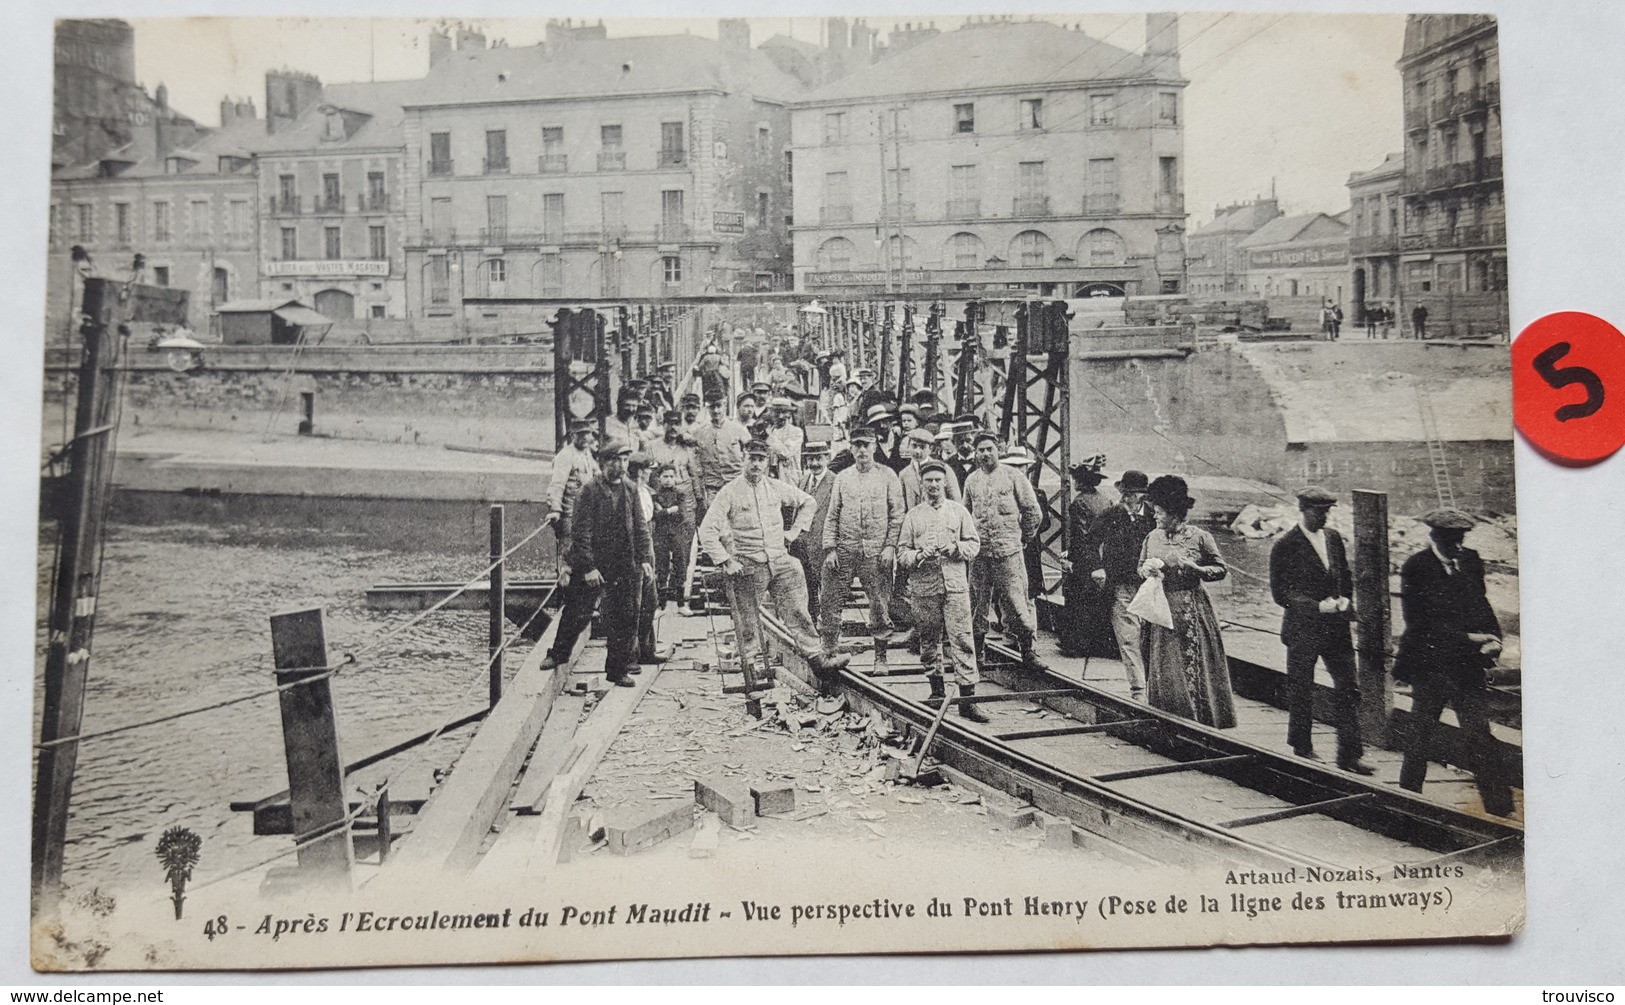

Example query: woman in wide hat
[1058,456,1117,658]
[1135,475,1237,728]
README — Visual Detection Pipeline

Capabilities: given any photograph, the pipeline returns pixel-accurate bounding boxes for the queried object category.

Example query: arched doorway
[314,289,354,320]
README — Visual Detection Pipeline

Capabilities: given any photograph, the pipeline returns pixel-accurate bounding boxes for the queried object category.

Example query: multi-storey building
[255,75,420,320]
[1395,14,1507,336]
[1185,198,1281,299]
[401,20,801,316]
[790,16,1188,298]
[46,105,266,340]
[1346,152,1404,323]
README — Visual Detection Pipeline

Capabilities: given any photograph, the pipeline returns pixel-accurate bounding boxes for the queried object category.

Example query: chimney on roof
[887,21,940,55]
[1145,13,1179,71]
[429,28,452,65]
[455,25,487,51]
[155,83,168,111]
[718,18,750,52]
[264,69,321,135]
[826,17,848,51]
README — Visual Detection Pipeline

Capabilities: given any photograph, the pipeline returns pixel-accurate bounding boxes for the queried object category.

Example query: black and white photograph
[26,8,1538,972]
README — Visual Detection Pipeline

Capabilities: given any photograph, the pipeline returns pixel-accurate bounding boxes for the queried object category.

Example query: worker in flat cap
[691,387,752,514]
[1269,485,1375,773]
[544,417,601,564]
[542,439,651,686]
[765,395,804,480]
[819,423,906,668]
[898,458,988,722]
[698,436,850,683]
[895,425,961,643]
[1396,508,1514,816]
[736,337,760,389]
[963,430,1045,668]
[644,409,700,605]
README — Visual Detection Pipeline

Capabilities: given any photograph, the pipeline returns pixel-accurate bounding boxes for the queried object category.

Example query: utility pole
[33,277,127,914]
[877,112,893,295]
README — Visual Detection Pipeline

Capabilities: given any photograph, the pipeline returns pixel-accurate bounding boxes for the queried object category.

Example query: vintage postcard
[30,10,1525,971]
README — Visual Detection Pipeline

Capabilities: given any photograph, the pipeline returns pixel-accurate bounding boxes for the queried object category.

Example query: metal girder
[550,303,701,449]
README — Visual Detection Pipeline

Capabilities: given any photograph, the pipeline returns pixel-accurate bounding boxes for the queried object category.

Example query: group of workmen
[540,324,1514,816]
[539,327,1051,722]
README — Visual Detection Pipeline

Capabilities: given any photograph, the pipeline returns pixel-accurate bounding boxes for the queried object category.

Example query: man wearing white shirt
[1268,486,1374,774]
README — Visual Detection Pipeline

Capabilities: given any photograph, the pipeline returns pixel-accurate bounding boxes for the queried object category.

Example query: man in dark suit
[550,439,652,687]
[791,439,836,616]
[1269,486,1375,774]
[1395,508,1515,817]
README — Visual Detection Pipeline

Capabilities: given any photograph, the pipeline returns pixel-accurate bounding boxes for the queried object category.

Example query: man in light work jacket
[1269,485,1375,774]
[544,418,600,566]
[698,437,850,684]
[962,431,1044,668]
[819,424,905,668]
[897,460,988,723]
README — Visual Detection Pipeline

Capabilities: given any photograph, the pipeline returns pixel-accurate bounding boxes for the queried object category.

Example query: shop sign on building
[265,260,392,278]
[712,211,745,235]
[1247,245,1349,269]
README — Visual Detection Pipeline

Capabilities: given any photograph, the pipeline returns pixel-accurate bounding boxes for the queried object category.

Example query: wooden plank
[1353,490,1394,746]
[524,652,666,872]
[269,608,353,885]
[997,720,1155,742]
[510,694,588,814]
[379,634,559,877]
[1093,754,1254,783]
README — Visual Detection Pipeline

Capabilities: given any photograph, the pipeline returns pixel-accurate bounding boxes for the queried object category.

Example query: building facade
[790,17,1189,298]
[1346,152,1404,324]
[1185,197,1281,299]
[254,76,417,320]
[1395,14,1508,337]
[401,21,800,318]
[46,114,265,340]
[1236,212,1351,302]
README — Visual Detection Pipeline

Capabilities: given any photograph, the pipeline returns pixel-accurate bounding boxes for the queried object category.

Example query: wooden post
[269,607,354,886]
[375,786,392,864]
[489,504,506,707]
[1353,490,1394,747]
[32,277,120,914]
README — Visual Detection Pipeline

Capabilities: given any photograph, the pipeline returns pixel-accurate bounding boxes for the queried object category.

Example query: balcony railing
[315,196,346,215]
[1013,195,1051,217]
[539,153,568,174]
[480,227,509,245]
[821,205,853,224]
[1350,233,1399,256]
[270,196,302,215]
[1402,156,1503,195]
[428,158,454,176]
[598,150,626,171]
[420,228,458,245]
[946,197,980,219]
[1401,222,1506,251]
[358,193,391,213]
[1154,192,1184,215]
[658,148,687,168]
[1432,83,1499,121]
[658,223,689,242]
[483,157,509,175]
[1082,194,1120,216]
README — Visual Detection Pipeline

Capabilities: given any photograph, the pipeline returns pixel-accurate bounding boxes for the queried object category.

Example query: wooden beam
[1093,754,1253,783]
[997,719,1156,742]
[947,687,1086,705]
[1353,489,1394,746]
[1218,793,1374,830]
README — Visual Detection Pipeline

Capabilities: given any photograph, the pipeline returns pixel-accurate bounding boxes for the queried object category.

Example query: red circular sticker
[1512,311,1625,464]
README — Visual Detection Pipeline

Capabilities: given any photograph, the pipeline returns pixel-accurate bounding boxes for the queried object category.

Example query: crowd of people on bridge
[536,318,1512,814]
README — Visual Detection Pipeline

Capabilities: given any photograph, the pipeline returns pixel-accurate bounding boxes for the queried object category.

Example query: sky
[124,12,1406,224]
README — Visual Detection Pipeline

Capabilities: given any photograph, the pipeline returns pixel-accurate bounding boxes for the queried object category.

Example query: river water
[33,494,556,896]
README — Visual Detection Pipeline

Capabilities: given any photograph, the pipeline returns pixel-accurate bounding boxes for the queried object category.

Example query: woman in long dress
[1136,475,1237,728]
